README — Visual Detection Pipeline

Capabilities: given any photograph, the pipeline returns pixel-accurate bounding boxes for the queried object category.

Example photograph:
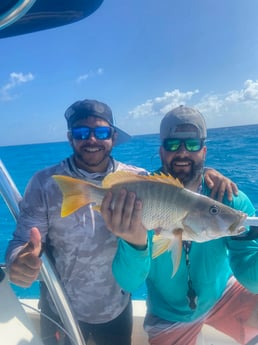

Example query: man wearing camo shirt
[5,99,147,345]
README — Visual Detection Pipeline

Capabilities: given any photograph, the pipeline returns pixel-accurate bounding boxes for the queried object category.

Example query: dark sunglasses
[69,126,114,140]
[163,138,204,152]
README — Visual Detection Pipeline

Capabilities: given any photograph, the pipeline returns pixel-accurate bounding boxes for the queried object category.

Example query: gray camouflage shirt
[6,156,147,323]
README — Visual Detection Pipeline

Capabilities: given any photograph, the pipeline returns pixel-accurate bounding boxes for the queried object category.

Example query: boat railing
[0,159,86,345]
[0,0,37,30]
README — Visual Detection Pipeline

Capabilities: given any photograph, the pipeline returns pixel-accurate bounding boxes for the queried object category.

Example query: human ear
[67,131,73,146]
[112,131,118,145]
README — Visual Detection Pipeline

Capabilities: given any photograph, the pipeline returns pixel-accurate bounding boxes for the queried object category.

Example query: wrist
[127,242,148,251]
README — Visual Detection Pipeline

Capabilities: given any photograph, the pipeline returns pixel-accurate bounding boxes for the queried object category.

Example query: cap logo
[94,103,106,114]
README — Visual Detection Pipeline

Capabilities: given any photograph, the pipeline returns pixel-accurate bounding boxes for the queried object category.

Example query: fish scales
[103,179,185,232]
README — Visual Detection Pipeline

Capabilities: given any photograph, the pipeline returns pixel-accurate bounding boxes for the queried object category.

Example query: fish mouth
[229,213,247,234]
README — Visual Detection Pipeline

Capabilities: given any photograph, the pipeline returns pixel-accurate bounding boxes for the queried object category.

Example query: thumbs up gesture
[9,227,42,287]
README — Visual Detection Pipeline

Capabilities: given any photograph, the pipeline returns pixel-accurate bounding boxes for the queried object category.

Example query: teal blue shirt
[112,177,257,323]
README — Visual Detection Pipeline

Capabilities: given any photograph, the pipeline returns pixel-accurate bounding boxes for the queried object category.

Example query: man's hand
[101,189,147,248]
[9,227,42,287]
[204,168,238,202]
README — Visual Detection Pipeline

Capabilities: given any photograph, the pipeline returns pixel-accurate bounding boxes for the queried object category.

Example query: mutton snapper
[52,171,247,276]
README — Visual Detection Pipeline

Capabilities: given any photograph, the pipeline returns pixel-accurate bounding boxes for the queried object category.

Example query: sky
[1,0,258,146]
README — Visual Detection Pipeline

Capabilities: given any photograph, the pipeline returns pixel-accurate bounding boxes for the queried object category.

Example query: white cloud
[76,74,89,83]
[129,89,199,119]
[0,72,34,101]
[196,94,225,115]
[225,79,258,103]
[128,79,258,128]
[76,67,104,83]
[196,79,258,126]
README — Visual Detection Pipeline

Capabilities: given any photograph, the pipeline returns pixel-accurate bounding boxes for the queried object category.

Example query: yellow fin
[52,175,93,217]
[102,171,183,188]
[92,205,101,212]
[169,233,183,277]
[152,229,183,277]
[152,236,172,258]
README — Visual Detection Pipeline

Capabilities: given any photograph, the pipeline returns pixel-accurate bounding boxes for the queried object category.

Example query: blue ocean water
[0,124,258,299]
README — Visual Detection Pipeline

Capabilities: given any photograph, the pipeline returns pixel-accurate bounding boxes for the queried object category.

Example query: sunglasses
[69,126,114,140]
[163,138,204,152]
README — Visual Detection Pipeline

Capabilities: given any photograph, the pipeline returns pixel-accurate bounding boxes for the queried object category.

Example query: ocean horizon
[0,123,257,299]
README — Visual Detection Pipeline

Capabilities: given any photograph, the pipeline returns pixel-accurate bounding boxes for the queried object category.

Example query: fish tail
[52,175,93,217]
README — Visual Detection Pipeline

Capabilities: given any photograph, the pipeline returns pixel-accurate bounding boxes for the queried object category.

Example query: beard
[166,158,204,186]
[73,143,112,170]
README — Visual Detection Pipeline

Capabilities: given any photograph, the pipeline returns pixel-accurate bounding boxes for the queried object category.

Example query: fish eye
[209,205,220,215]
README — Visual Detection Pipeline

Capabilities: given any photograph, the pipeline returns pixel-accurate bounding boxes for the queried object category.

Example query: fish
[52,171,247,276]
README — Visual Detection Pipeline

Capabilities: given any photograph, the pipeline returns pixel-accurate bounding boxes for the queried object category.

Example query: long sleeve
[112,232,153,292]
[225,189,258,293]
[5,172,49,266]
[227,237,258,293]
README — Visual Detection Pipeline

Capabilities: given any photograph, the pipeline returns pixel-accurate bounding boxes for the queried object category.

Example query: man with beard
[158,105,207,188]
[102,105,258,345]
[5,99,147,345]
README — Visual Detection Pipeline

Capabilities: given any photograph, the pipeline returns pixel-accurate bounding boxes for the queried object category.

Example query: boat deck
[23,299,240,345]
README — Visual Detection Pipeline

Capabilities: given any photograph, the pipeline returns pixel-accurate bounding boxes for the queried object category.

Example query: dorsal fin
[102,171,184,188]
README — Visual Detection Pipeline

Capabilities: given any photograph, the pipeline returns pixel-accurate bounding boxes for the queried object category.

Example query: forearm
[228,238,258,293]
[5,221,32,267]
[112,238,151,292]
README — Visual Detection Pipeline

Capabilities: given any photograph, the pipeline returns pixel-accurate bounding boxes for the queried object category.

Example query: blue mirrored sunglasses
[69,126,114,140]
[163,138,204,152]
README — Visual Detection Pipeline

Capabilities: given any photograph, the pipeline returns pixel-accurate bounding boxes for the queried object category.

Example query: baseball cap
[64,99,131,145]
[160,105,207,141]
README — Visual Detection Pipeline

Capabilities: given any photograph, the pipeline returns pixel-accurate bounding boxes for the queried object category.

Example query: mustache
[171,157,194,164]
[169,158,205,176]
[81,144,104,150]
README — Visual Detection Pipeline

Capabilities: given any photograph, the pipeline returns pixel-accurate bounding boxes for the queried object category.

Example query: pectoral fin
[169,233,183,277]
[152,237,171,258]
[152,229,183,277]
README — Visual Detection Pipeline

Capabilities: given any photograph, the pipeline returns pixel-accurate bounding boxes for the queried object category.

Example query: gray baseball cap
[160,105,207,141]
[65,99,131,145]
